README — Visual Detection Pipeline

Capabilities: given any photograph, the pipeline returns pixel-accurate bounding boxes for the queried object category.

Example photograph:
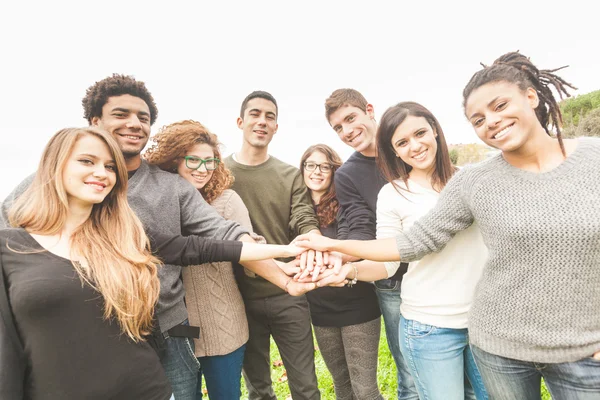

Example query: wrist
[284,277,293,293]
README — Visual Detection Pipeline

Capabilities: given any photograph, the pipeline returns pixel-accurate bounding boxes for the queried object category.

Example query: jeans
[400,317,488,400]
[375,279,419,400]
[161,320,200,400]
[472,345,600,400]
[195,344,246,400]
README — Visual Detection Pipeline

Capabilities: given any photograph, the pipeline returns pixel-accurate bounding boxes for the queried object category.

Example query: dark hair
[82,74,159,125]
[376,102,456,193]
[240,91,278,119]
[300,144,343,228]
[324,88,368,123]
[462,51,576,155]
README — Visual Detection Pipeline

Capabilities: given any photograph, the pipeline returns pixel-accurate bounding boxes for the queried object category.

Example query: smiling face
[62,134,117,208]
[92,94,152,162]
[328,104,377,156]
[391,115,438,176]
[237,97,278,149]
[177,143,216,190]
[303,150,333,198]
[465,81,540,153]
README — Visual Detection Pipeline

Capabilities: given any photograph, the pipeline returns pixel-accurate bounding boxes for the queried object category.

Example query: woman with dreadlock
[294,52,600,399]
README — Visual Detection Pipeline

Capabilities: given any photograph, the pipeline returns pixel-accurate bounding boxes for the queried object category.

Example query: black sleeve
[147,230,243,266]
[336,208,349,240]
[0,239,27,399]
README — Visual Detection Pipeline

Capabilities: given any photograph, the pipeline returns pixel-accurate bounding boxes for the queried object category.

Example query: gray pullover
[0,160,249,332]
[396,137,600,363]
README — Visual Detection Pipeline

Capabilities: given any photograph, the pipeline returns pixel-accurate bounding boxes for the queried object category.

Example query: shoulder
[269,156,300,173]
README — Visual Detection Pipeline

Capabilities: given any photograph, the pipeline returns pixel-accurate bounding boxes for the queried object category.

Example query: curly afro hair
[144,120,234,204]
[82,74,159,125]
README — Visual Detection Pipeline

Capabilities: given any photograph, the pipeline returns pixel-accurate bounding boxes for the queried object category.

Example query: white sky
[1,0,598,200]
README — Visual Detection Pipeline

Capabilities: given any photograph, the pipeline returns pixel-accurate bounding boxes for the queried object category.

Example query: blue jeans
[161,321,200,400]
[400,317,488,400]
[195,344,246,400]
[375,279,419,400]
[472,345,600,400]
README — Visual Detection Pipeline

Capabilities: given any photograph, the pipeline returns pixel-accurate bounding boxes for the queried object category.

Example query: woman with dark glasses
[145,120,258,400]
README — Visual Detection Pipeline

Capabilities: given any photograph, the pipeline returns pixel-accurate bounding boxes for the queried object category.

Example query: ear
[365,104,375,119]
[273,123,279,135]
[91,116,101,126]
[526,87,540,109]
[237,117,244,130]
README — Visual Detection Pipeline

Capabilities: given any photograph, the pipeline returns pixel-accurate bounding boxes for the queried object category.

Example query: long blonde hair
[9,127,161,341]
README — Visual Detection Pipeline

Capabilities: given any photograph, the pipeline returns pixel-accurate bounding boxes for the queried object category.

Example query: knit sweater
[225,155,319,299]
[182,189,250,357]
[395,137,600,363]
[377,180,486,329]
[0,161,249,332]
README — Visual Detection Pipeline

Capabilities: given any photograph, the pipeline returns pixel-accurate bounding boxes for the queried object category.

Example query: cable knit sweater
[182,190,250,357]
[395,137,600,363]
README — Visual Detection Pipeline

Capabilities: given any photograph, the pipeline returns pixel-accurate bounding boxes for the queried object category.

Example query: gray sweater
[0,160,249,332]
[396,137,600,363]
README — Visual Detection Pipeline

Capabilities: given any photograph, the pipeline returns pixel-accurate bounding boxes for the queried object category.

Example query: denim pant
[195,344,246,400]
[160,321,200,400]
[472,345,600,400]
[400,317,488,400]
[374,279,419,400]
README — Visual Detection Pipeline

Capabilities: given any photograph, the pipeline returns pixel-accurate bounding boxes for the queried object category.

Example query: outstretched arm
[294,232,401,262]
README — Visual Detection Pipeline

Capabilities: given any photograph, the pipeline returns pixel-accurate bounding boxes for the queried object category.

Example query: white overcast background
[1,0,598,200]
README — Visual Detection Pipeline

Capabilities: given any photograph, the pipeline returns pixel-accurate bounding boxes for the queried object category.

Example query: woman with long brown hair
[0,127,304,400]
[299,144,383,400]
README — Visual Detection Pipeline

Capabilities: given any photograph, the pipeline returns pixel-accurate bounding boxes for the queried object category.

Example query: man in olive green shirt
[225,90,321,400]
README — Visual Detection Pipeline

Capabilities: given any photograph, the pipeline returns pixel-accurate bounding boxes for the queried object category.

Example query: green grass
[202,320,552,399]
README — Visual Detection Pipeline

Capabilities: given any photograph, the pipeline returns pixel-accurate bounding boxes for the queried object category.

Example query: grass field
[202,321,552,399]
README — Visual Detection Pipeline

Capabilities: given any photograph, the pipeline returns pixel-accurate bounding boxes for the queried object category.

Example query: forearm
[240,243,295,262]
[239,258,291,291]
[348,260,390,282]
[329,237,401,262]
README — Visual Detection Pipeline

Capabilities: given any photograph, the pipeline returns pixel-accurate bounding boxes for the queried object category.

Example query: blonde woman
[0,127,304,400]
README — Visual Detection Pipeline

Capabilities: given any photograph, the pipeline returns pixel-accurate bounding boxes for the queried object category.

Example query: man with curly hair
[224,90,322,400]
[1,75,317,400]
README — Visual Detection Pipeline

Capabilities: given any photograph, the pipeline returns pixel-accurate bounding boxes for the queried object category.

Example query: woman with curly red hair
[299,144,383,400]
[145,120,256,400]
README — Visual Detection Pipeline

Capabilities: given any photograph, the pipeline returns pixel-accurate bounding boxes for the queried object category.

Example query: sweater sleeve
[0,174,35,229]
[148,230,243,265]
[177,177,250,241]
[336,208,349,240]
[376,185,404,277]
[0,240,26,399]
[288,172,319,237]
[335,170,376,240]
[396,169,474,262]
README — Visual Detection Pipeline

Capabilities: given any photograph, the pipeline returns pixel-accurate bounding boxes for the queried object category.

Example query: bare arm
[295,232,400,262]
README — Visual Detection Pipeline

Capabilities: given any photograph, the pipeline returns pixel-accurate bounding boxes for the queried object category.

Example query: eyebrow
[111,107,150,117]
[469,96,500,119]
[78,153,116,163]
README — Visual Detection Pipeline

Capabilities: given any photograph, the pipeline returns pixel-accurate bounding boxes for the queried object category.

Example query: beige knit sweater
[182,189,250,357]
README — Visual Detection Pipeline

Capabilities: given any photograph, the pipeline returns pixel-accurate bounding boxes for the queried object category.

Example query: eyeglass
[184,156,220,171]
[304,162,333,173]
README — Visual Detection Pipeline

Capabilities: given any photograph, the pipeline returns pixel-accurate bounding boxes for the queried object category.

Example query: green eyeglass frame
[184,156,221,171]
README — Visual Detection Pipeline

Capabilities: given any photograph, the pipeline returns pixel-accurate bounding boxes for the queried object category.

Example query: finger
[323,251,329,266]
[300,251,307,270]
[594,351,600,360]
[316,273,346,288]
[298,264,312,280]
[306,250,315,272]
[315,250,323,269]
[311,265,321,282]
[333,257,343,274]
[290,282,316,295]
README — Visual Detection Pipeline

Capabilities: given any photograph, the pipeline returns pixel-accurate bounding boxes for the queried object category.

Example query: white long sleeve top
[376,179,487,329]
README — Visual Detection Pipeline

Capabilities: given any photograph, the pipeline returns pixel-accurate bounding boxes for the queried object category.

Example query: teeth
[125,135,140,140]
[87,183,105,190]
[413,150,427,161]
[494,125,512,139]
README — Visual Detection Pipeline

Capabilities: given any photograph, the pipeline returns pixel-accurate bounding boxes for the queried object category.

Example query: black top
[334,152,407,281]
[306,209,381,327]
[0,228,242,400]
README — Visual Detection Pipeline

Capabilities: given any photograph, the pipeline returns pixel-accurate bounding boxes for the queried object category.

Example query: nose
[93,165,108,179]
[126,115,142,130]
[342,124,353,136]
[197,163,208,173]
[409,138,421,153]
[486,112,501,129]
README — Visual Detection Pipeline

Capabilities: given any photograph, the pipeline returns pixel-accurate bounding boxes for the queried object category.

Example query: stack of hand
[277,233,351,292]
